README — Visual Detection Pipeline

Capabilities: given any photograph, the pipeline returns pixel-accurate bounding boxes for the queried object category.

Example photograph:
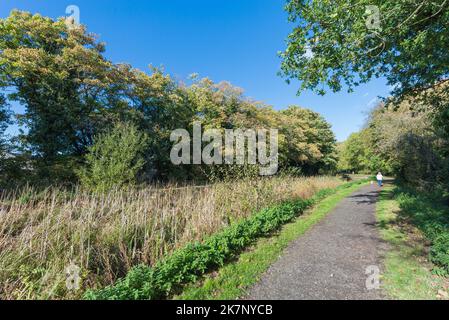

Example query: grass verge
[376,185,449,300]
[175,181,368,300]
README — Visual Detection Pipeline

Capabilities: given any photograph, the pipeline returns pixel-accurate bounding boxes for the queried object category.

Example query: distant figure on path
[376,172,383,187]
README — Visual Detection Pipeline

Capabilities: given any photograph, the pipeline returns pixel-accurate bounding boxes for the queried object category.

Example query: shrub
[85,181,363,300]
[0,176,343,299]
[78,122,149,192]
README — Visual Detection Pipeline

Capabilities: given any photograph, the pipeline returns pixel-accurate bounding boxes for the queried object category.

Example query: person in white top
[376,172,383,187]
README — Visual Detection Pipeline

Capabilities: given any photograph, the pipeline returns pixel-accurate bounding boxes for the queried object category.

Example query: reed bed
[0,176,341,299]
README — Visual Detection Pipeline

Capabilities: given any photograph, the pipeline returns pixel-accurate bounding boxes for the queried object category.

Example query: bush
[396,188,449,274]
[78,122,149,192]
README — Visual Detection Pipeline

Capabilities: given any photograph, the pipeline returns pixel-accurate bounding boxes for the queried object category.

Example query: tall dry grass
[0,176,341,299]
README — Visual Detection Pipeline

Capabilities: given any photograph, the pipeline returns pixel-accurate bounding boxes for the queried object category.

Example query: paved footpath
[247,184,387,300]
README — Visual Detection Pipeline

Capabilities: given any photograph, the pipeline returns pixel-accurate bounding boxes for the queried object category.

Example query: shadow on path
[247,184,387,300]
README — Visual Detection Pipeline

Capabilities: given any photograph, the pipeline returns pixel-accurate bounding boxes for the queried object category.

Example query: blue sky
[0,0,391,141]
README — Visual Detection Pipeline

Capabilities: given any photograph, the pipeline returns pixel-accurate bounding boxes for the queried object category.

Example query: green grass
[376,185,449,300]
[175,182,368,300]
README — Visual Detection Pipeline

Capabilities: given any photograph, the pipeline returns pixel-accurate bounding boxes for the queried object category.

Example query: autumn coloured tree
[279,106,337,174]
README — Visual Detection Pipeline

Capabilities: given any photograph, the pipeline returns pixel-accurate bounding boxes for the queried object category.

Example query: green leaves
[337,130,386,174]
[77,122,149,192]
[280,106,337,174]
[0,10,117,163]
[0,94,9,138]
[281,0,449,96]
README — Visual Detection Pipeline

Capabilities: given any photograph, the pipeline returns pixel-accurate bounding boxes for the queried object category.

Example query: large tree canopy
[281,0,449,96]
[0,11,118,159]
[338,90,449,189]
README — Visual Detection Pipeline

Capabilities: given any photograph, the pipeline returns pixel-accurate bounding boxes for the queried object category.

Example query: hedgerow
[85,180,366,300]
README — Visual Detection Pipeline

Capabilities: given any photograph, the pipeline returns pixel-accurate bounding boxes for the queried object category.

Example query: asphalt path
[247,184,386,300]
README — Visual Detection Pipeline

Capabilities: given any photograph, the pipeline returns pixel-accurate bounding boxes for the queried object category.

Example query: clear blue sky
[1,0,391,141]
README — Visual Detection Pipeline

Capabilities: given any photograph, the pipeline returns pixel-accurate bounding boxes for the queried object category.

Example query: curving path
[247,183,387,300]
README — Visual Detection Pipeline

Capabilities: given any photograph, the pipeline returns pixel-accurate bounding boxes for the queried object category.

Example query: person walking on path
[376,172,383,187]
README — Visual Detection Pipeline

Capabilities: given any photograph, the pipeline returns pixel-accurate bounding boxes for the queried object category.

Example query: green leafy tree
[185,80,339,177]
[0,94,19,186]
[0,94,10,179]
[182,78,275,181]
[281,0,449,146]
[337,130,387,174]
[0,94,9,152]
[342,96,446,189]
[282,0,448,188]
[338,133,366,173]
[0,10,343,185]
[78,122,149,192]
[129,67,195,180]
[281,0,448,96]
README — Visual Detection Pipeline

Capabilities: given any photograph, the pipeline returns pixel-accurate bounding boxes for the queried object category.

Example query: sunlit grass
[377,186,449,300]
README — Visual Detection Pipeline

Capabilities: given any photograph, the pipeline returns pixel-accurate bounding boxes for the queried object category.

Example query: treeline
[338,83,449,193]
[0,11,337,188]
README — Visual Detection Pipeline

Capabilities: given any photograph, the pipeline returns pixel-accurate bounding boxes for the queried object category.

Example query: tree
[0,93,16,186]
[0,11,126,169]
[281,0,449,96]
[0,10,342,185]
[337,130,387,174]
[185,80,338,177]
[183,78,279,181]
[338,133,366,173]
[128,67,195,180]
[282,0,448,188]
[279,106,337,174]
[78,122,149,192]
[341,95,447,189]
